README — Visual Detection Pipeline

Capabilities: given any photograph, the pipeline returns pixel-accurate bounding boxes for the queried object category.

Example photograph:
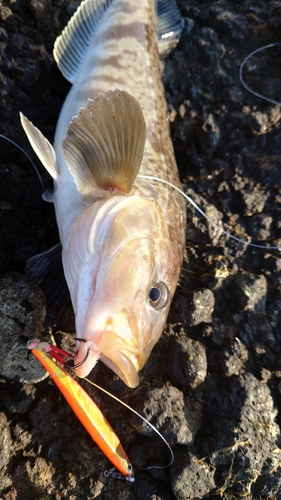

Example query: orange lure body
[31,342,133,478]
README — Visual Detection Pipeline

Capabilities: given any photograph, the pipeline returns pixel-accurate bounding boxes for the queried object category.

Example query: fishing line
[0,133,46,191]
[138,174,281,251]
[82,376,174,471]
[239,42,281,106]
[3,131,279,251]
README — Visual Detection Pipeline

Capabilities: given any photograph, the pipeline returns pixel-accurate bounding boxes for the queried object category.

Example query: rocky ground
[1,0,281,499]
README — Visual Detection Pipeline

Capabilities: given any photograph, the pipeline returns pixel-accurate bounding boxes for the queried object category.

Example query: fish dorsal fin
[62,89,146,195]
[54,0,183,83]
[53,0,112,83]
[20,113,57,180]
[157,0,184,59]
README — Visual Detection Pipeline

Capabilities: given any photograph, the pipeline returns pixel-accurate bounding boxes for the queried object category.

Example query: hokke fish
[21,0,186,388]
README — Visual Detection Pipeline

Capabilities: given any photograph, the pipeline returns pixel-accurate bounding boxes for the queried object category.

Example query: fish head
[67,195,179,388]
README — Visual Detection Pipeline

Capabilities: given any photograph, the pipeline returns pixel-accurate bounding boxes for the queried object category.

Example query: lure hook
[68,338,91,368]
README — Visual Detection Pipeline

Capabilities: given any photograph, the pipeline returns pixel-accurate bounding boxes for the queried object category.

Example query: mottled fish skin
[54,0,185,251]
[21,0,186,388]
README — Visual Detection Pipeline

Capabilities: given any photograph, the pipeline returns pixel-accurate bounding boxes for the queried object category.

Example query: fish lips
[100,349,139,388]
[74,332,140,388]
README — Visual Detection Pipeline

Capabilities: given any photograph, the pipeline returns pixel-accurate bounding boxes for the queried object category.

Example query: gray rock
[0,272,50,382]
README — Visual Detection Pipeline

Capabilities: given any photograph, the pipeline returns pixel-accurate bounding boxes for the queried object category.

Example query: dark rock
[221,338,248,377]
[0,272,48,382]
[170,448,216,499]
[2,381,36,414]
[183,288,215,326]
[215,14,246,38]
[232,273,267,312]
[133,472,175,500]
[169,333,207,389]
[29,0,49,20]
[201,113,221,153]
[248,214,273,241]
[130,383,195,446]
[195,373,279,496]
[252,451,281,497]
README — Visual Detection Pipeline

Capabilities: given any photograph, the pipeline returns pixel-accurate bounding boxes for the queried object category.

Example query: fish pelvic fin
[62,89,146,195]
[20,113,58,180]
[53,0,112,84]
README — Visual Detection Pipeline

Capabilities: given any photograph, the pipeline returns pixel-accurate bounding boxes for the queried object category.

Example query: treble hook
[104,468,135,483]
[27,339,90,369]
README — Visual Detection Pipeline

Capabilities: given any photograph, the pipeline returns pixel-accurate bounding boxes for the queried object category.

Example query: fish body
[21,0,186,387]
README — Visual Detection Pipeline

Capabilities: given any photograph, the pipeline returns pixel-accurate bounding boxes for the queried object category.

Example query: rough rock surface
[1,0,281,499]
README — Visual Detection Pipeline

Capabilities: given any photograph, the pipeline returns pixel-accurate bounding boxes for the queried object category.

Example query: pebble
[0,6,12,20]
[221,338,248,376]
[187,288,215,326]
[29,0,47,19]
[0,412,11,469]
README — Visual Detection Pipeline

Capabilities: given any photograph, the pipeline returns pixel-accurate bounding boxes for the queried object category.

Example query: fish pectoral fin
[25,243,69,326]
[20,112,58,180]
[62,89,146,195]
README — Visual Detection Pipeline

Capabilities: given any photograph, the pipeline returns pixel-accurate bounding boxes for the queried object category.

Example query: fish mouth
[74,331,140,388]
[100,348,139,388]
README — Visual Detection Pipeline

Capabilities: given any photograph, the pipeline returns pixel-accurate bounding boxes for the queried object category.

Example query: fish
[20,0,186,388]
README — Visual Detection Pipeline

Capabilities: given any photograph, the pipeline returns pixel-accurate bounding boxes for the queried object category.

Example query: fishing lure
[28,339,134,481]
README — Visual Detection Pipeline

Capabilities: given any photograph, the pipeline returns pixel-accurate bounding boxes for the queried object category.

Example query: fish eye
[148,282,169,309]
